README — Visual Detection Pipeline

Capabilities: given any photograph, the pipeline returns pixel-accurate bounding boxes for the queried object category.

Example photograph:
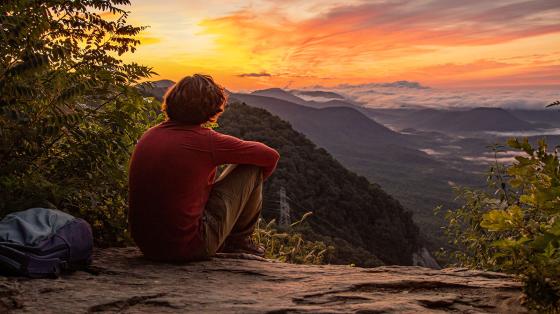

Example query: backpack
[0,208,93,278]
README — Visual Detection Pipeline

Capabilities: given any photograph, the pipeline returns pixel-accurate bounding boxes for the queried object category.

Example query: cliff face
[0,247,526,313]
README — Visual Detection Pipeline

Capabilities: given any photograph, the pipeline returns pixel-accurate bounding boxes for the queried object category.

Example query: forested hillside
[229,91,472,249]
[217,103,421,266]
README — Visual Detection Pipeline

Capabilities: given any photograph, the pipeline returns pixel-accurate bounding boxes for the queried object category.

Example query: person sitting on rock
[128,74,280,261]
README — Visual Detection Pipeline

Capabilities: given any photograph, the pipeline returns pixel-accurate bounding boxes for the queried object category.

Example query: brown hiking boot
[221,237,265,257]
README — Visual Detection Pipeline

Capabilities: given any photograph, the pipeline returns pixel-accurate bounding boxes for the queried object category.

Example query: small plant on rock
[253,212,334,265]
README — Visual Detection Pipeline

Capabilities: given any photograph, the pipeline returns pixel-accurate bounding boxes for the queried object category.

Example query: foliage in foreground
[0,0,332,259]
[253,212,334,265]
[441,139,560,311]
[0,0,156,245]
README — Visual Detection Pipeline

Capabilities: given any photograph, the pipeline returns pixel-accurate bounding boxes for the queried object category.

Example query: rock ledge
[0,247,526,313]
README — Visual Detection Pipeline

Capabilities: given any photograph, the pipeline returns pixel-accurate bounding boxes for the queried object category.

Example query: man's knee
[213,164,262,196]
[237,164,262,178]
[226,164,262,182]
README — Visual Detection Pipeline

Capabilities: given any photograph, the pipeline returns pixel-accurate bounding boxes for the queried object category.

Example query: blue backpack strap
[0,244,65,278]
[25,255,66,278]
[0,244,24,273]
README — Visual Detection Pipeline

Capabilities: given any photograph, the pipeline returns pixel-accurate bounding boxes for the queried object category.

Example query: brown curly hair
[162,74,227,124]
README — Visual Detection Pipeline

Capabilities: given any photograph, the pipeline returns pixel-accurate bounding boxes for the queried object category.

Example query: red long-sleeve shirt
[128,120,279,261]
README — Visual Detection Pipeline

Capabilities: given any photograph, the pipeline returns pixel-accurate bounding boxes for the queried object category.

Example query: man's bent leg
[227,172,262,241]
[203,164,263,255]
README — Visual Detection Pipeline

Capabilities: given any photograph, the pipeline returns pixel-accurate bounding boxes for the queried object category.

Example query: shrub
[442,139,560,311]
[0,0,157,245]
[253,212,335,264]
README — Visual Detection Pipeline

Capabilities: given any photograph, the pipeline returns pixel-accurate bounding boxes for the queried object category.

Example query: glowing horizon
[123,0,560,90]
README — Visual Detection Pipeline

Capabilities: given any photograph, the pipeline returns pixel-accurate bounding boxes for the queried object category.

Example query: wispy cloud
[237,72,272,77]
[337,81,430,90]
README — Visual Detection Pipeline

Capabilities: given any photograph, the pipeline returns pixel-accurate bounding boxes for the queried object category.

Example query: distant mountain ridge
[250,88,310,106]
[246,85,544,133]
[249,87,363,110]
[376,107,542,132]
[228,92,417,158]
[291,90,346,100]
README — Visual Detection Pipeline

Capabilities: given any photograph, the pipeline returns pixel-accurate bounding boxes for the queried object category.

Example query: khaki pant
[198,164,263,258]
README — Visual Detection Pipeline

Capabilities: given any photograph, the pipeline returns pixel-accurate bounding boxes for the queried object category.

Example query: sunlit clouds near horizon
[316,82,559,109]
[124,0,560,93]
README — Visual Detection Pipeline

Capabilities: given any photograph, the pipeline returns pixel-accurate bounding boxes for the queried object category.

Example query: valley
[231,86,560,252]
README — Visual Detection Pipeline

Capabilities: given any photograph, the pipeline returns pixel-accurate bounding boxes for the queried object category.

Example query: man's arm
[210,130,280,179]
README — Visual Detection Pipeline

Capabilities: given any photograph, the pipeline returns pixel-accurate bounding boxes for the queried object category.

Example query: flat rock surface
[0,247,527,313]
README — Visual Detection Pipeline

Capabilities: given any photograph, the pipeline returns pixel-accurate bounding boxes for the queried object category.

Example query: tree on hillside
[0,0,161,244]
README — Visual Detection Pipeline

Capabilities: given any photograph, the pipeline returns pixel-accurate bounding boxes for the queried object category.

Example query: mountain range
[291,90,346,100]
[226,90,483,249]
[367,107,548,132]
[140,79,557,257]
[249,88,364,110]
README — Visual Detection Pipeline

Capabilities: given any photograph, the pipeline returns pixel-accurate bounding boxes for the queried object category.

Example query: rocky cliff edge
[0,247,527,313]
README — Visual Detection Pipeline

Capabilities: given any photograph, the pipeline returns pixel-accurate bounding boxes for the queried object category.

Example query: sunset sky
[122,0,560,90]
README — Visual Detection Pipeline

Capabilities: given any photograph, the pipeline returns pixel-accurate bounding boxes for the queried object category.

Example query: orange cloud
[440,64,560,88]
[410,60,516,81]
[126,0,560,89]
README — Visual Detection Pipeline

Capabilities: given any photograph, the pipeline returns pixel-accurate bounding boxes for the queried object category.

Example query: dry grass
[252,212,334,265]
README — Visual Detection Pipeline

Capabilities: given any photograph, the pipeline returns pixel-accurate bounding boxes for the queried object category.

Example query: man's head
[162,74,227,125]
